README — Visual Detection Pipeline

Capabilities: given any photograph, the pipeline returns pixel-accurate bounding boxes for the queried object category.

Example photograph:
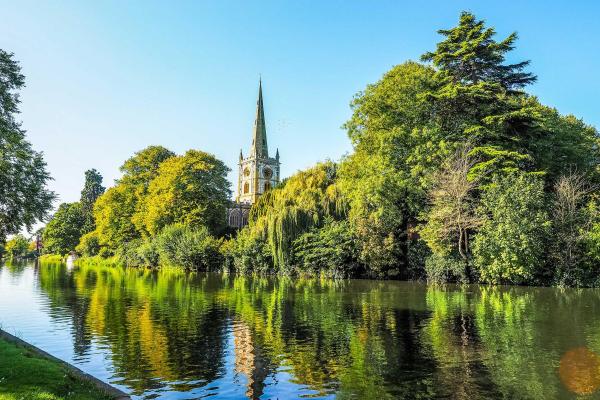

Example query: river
[0,260,598,399]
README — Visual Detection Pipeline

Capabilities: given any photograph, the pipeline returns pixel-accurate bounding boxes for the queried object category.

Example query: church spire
[250,78,268,158]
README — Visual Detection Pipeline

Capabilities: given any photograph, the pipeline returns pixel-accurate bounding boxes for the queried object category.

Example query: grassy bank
[0,337,113,400]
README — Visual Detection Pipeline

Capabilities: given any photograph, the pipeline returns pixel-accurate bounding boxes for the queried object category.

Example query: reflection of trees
[38,264,229,396]
[34,262,600,399]
[37,262,93,357]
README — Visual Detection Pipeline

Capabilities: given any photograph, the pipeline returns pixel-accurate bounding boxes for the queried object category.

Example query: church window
[243,182,249,194]
[264,182,271,192]
[229,210,241,227]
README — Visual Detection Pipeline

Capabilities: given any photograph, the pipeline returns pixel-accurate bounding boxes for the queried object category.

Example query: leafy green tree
[91,146,175,251]
[224,228,273,273]
[93,183,138,252]
[80,169,105,232]
[119,145,175,188]
[0,50,54,241]
[119,145,175,236]
[142,150,231,236]
[534,110,600,184]
[5,234,29,258]
[339,62,438,277]
[473,173,550,284]
[42,202,85,255]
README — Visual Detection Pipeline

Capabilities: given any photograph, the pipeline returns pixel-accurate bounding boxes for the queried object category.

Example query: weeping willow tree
[233,161,348,272]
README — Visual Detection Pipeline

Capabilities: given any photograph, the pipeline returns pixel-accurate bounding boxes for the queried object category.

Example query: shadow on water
[1,261,600,399]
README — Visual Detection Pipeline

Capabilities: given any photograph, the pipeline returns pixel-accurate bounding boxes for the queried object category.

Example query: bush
[291,218,361,277]
[137,238,160,268]
[425,254,468,284]
[76,231,100,257]
[473,173,550,285]
[224,230,273,274]
[115,239,144,267]
[155,224,223,270]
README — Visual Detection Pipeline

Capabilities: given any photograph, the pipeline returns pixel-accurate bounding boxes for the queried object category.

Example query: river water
[0,260,599,399]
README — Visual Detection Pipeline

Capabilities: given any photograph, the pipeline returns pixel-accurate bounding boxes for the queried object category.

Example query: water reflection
[0,261,599,399]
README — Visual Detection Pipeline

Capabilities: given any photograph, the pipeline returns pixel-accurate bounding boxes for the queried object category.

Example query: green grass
[39,254,64,263]
[0,338,113,400]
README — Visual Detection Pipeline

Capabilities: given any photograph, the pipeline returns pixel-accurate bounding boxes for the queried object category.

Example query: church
[227,80,280,228]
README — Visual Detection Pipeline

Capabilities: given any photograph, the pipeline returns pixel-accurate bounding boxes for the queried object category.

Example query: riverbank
[0,329,129,400]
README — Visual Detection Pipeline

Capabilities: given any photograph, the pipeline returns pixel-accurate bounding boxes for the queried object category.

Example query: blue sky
[1,0,599,207]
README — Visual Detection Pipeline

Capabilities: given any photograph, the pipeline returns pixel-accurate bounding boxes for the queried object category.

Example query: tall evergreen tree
[80,169,105,232]
[421,11,536,90]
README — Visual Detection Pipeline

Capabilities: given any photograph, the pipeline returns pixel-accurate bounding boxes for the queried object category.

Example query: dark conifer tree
[80,169,105,232]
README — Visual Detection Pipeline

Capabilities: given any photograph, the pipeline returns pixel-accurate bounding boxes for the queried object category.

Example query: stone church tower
[236,79,280,204]
[228,80,280,228]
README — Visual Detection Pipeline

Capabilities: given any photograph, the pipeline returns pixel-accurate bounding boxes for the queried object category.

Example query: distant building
[228,80,280,229]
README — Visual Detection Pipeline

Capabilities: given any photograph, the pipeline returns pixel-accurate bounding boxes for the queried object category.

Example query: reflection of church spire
[233,320,270,399]
[250,79,268,158]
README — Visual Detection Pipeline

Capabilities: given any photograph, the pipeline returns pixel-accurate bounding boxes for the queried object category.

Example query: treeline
[42,147,230,270]
[40,12,600,286]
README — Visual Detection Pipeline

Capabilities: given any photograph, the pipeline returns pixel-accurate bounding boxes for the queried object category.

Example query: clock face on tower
[263,167,273,179]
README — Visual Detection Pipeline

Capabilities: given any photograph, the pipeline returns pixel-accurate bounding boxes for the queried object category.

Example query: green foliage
[42,202,85,255]
[292,218,360,277]
[223,229,273,274]
[339,61,438,277]
[421,11,536,90]
[419,147,481,277]
[75,231,100,257]
[122,145,176,237]
[92,145,176,251]
[0,50,55,241]
[473,174,551,284]
[137,237,160,268]
[549,174,600,286]
[93,184,138,250]
[5,234,30,258]
[80,169,105,233]
[154,224,223,270]
[425,254,468,284]
[240,161,346,271]
[141,150,231,236]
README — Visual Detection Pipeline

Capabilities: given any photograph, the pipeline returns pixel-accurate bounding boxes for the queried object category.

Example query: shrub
[115,239,144,267]
[473,173,550,285]
[224,230,273,274]
[425,254,468,284]
[156,224,223,270]
[76,231,100,257]
[291,218,361,277]
[137,238,160,268]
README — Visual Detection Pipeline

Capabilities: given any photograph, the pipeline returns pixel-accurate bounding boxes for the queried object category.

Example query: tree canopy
[42,202,85,255]
[141,150,231,236]
[0,50,54,242]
